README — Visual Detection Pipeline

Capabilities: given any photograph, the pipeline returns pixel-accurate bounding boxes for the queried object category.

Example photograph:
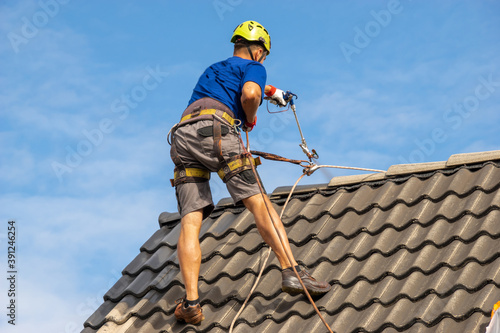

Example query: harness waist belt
[180,108,236,126]
[178,97,236,127]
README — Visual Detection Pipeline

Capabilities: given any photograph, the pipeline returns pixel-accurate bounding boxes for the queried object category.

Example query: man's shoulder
[206,57,264,76]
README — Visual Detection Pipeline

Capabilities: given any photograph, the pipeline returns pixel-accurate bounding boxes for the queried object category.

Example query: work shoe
[282,267,332,296]
[174,298,205,325]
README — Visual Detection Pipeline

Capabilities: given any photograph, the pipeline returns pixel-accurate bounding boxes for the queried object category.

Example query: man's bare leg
[177,209,204,301]
[242,193,298,269]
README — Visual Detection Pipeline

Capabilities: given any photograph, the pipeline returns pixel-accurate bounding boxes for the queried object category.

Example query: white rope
[315,164,385,173]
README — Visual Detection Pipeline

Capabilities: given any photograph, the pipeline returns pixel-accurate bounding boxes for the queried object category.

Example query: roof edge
[386,161,447,177]
[158,211,181,228]
[271,183,328,198]
[329,149,500,188]
[446,149,500,167]
[327,172,387,187]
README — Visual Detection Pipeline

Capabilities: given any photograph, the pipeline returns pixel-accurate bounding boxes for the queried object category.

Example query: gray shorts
[170,119,264,219]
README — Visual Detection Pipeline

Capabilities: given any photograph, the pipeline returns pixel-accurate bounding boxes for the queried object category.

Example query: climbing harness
[169,98,265,187]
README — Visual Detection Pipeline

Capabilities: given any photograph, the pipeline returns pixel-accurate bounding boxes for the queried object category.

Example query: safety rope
[251,149,385,174]
[306,164,385,174]
[250,150,308,166]
[229,131,335,333]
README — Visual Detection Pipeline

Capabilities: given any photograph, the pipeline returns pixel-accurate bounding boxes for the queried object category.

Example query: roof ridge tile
[447,149,500,167]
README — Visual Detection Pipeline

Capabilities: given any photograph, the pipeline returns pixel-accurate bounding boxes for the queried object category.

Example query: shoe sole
[282,283,332,296]
[175,304,205,325]
[176,314,205,325]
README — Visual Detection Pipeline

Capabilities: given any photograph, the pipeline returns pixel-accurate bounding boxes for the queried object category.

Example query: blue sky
[1,1,499,331]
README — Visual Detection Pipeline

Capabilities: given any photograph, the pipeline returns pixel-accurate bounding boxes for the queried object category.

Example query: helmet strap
[245,44,267,62]
[245,44,255,61]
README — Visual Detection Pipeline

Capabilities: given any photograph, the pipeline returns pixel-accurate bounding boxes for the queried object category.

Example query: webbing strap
[170,133,210,187]
[170,166,210,187]
[170,139,182,166]
[180,108,236,126]
[217,155,261,182]
[175,167,210,180]
[213,110,227,179]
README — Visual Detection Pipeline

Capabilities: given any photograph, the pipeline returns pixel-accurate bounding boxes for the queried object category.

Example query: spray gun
[283,91,319,162]
[267,91,320,175]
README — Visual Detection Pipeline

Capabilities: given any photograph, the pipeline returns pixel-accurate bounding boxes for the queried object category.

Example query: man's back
[188,56,266,123]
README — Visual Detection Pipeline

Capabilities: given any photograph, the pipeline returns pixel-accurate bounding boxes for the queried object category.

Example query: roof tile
[447,150,500,166]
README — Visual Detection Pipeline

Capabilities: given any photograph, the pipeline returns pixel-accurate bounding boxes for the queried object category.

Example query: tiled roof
[82,150,500,333]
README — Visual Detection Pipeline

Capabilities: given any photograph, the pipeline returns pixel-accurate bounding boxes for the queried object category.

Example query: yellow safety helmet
[231,20,271,54]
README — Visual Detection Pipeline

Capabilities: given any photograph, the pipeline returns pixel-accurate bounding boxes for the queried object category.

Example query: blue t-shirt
[188,56,267,123]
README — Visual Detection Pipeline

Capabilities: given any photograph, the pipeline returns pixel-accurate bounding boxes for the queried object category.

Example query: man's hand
[242,116,257,132]
[265,85,287,107]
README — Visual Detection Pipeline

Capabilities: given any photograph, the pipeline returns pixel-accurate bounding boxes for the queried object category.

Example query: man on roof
[170,20,331,325]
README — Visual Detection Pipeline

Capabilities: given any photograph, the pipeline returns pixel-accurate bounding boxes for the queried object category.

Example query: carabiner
[311,149,319,159]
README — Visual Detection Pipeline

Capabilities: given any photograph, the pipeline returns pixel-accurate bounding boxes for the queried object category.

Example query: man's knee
[242,193,265,210]
[181,209,204,229]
